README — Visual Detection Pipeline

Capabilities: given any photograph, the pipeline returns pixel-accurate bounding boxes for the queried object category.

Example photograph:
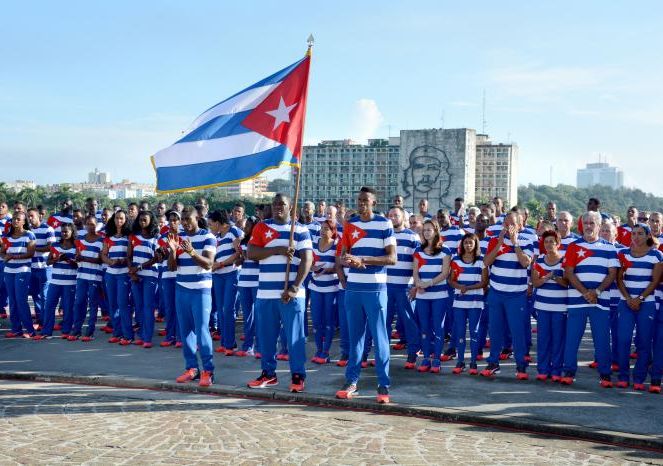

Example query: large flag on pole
[152,53,311,193]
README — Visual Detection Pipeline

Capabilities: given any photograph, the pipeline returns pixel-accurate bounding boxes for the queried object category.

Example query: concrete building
[475,134,519,207]
[215,176,270,199]
[5,180,36,191]
[577,162,623,189]
[300,129,516,213]
[400,129,476,214]
[300,138,401,212]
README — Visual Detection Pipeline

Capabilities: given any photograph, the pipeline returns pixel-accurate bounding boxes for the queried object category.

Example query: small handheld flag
[152,48,311,193]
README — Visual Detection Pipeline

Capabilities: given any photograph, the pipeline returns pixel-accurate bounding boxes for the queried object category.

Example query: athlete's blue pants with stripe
[72,279,101,337]
[617,300,655,384]
[345,290,390,387]
[487,289,528,368]
[43,282,75,336]
[256,297,306,377]
[4,271,33,335]
[176,285,214,372]
[536,310,567,376]
[132,276,158,343]
[105,273,132,340]
[563,305,611,377]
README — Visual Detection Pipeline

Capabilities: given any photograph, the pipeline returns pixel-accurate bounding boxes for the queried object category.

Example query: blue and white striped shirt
[533,256,567,312]
[104,236,129,275]
[309,241,339,293]
[2,231,36,273]
[342,215,396,293]
[618,248,663,303]
[414,247,451,300]
[486,235,534,293]
[441,226,465,254]
[176,229,217,290]
[564,239,619,311]
[31,223,55,270]
[450,255,485,308]
[237,244,258,288]
[213,226,243,275]
[249,220,312,299]
[76,237,104,282]
[50,244,77,286]
[130,234,159,278]
[386,228,420,288]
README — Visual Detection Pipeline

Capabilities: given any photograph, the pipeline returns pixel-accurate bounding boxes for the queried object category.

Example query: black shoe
[247,370,278,389]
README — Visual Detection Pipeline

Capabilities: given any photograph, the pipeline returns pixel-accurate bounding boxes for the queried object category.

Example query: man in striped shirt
[336,187,396,404]
[27,208,55,328]
[247,193,313,393]
[167,208,217,388]
[480,211,534,379]
[386,206,420,366]
[562,211,619,387]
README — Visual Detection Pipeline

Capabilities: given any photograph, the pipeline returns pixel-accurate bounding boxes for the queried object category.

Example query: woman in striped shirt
[69,215,104,341]
[448,233,488,375]
[1,212,36,338]
[40,222,77,339]
[101,210,133,345]
[410,219,451,373]
[615,224,663,391]
[532,230,569,382]
[157,210,181,347]
[236,217,260,357]
[128,211,160,348]
[309,220,339,364]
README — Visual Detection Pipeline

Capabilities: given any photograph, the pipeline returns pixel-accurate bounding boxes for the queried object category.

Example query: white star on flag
[351,230,360,239]
[265,230,273,239]
[577,249,586,258]
[265,96,298,130]
[499,245,509,254]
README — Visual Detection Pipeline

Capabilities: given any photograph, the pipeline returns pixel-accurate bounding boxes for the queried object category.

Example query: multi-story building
[88,168,111,185]
[216,176,270,199]
[5,180,36,191]
[300,138,401,212]
[475,134,519,208]
[576,162,623,190]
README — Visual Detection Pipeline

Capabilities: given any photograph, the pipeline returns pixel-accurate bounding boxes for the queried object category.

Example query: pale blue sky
[2,1,662,194]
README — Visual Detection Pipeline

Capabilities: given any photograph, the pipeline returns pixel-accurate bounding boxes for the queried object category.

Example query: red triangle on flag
[104,237,116,248]
[47,216,61,229]
[75,240,86,252]
[414,251,428,269]
[50,246,60,258]
[1,237,10,250]
[533,262,547,276]
[130,235,142,249]
[242,56,311,160]
[343,223,367,250]
[618,252,633,270]
[450,260,464,279]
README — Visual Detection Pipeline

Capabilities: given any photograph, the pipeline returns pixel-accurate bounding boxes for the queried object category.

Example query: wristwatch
[289,284,300,293]
[637,295,645,301]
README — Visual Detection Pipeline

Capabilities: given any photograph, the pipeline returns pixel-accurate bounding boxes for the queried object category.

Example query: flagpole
[283,36,314,297]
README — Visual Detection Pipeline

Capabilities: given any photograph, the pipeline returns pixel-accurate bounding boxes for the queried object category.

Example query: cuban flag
[152,52,311,193]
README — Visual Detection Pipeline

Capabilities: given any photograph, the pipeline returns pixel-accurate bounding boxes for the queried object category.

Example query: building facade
[576,162,623,189]
[300,138,401,212]
[300,129,516,213]
[475,134,519,207]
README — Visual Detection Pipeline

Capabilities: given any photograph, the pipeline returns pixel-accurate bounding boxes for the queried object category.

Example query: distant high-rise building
[576,162,623,189]
[215,176,269,199]
[475,134,519,207]
[88,168,111,185]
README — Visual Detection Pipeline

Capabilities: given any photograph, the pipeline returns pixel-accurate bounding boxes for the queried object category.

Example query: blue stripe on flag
[176,110,252,144]
[156,145,296,192]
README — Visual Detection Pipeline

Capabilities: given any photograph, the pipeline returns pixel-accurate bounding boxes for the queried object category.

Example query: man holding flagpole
[246,193,312,392]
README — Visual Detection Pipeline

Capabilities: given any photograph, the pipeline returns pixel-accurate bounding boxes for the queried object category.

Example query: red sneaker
[0,313,8,319]
[361,361,369,369]
[516,371,529,381]
[32,334,46,341]
[240,334,245,341]
[276,353,289,361]
[67,335,79,341]
[158,329,167,337]
[176,368,199,383]
[199,370,214,387]
[212,333,221,341]
[247,371,278,389]
[560,375,574,385]
[452,362,465,374]
[376,386,390,404]
[336,383,358,399]
[468,363,479,375]
[160,340,174,347]
[404,361,416,370]
[417,362,431,373]
[611,363,619,372]
[60,333,70,339]
[392,342,406,351]
[430,366,441,374]
[630,352,638,360]
[254,352,261,359]
[524,354,532,363]
[108,336,121,343]
[600,377,613,388]
[133,339,144,346]
[484,339,491,349]
[391,331,400,340]
[155,316,164,323]
[616,380,628,389]
[476,353,484,361]
[633,383,645,391]
[5,332,19,339]
[551,375,562,383]
[224,349,235,356]
[234,350,248,357]
[588,361,598,369]
[119,338,132,346]
[336,359,348,367]
[175,341,182,348]
[81,336,94,342]
[101,316,110,322]
[101,326,113,334]
[649,384,661,394]
[53,324,62,331]
[215,346,227,353]
[536,373,548,382]
[143,342,153,349]
[289,374,305,393]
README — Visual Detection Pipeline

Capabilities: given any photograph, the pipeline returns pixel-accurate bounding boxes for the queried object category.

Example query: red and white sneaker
[198,370,214,387]
[376,386,390,404]
[276,353,289,361]
[176,368,199,383]
[247,371,278,389]
[289,374,305,393]
[336,383,358,400]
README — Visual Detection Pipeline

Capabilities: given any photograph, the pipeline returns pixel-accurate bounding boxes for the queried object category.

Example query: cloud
[450,100,479,108]
[350,98,384,143]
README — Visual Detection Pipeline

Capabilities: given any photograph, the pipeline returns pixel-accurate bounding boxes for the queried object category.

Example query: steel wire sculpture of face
[402,145,451,205]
